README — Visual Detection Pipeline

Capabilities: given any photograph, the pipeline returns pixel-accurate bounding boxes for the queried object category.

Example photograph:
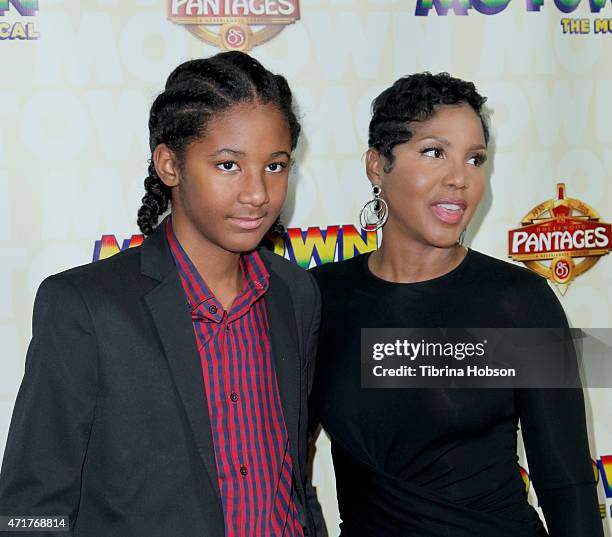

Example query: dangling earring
[359,184,389,231]
[457,229,467,246]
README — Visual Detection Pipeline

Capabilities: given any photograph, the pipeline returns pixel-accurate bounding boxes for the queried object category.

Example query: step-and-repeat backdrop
[1,0,611,534]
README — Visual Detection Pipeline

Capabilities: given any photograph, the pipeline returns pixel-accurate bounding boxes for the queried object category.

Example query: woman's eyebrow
[469,143,487,151]
[415,135,452,146]
[414,136,486,152]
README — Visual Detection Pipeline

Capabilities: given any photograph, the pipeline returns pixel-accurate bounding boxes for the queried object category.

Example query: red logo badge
[508,183,611,292]
[167,0,300,51]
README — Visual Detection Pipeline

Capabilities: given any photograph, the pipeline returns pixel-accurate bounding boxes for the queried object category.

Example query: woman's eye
[266,162,287,173]
[468,154,487,167]
[216,161,239,171]
[421,147,443,158]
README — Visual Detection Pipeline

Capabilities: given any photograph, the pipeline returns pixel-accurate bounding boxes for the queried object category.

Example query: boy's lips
[228,216,266,230]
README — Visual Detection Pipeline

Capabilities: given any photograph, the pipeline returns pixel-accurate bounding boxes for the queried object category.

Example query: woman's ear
[365,148,385,187]
[153,144,181,188]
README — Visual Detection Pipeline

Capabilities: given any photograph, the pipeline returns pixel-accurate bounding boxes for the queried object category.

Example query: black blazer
[0,220,321,537]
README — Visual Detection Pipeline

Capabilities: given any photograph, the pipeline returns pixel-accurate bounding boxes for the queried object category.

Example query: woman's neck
[368,239,467,284]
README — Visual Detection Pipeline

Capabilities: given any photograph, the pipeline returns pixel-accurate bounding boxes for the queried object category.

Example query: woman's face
[367,103,487,249]
[158,101,292,254]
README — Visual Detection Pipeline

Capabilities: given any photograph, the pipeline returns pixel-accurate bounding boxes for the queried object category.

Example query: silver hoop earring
[359,184,389,231]
[457,229,467,246]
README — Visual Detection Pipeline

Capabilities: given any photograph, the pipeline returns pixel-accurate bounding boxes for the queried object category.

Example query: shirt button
[239,465,248,476]
[208,305,217,314]
[230,392,239,403]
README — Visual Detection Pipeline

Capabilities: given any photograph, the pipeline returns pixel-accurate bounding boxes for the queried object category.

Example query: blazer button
[208,305,218,314]
[239,465,248,476]
[230,392,239,403]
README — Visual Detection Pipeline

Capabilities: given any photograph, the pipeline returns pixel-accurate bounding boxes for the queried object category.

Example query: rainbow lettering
[593,459,601,484]
[93,235,144,261]
[527,0,608,12]
[274,225,377,268]
[285,226,341,268]
[522,460,607,507]
[0,0,38,16]
[519,466,530,493]
[92,225,378,266]
[0,0,39,40]
[598,455,612,499]
[415,0,610,15]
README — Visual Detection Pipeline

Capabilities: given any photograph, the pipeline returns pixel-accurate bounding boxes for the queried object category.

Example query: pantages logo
[508,183,611,292]
[167,0,300,51]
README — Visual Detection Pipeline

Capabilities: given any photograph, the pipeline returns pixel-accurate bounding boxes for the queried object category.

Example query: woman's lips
[430,202,465,225]
[228,216,265,230]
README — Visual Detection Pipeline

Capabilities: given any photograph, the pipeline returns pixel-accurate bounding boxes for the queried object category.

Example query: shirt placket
[224,311,251,537]
[170,231,290,536]
[195,300,241,536]
[226,286,263,537]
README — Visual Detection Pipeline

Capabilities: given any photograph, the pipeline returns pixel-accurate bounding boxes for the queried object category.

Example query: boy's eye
[421,147,443,158]
[266,162,287,173]
[216,161,239,171]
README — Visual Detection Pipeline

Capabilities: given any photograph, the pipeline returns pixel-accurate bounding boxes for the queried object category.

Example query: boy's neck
[171,214,245,312]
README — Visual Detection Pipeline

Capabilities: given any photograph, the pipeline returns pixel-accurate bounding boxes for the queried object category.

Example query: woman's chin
[423,234,464,250]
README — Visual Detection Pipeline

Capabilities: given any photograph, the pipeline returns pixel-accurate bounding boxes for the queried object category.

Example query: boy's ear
[365,148,385,187]
[153,144,180,188]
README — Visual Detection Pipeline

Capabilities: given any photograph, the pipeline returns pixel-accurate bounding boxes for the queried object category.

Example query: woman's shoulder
[465,249,546,289]
[309,254,365,289]
[465,249,567,327]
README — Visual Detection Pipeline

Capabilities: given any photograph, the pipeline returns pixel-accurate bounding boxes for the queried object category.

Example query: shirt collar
[165,217,270,320]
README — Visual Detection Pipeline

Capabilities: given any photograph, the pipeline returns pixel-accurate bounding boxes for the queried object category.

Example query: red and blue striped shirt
[166,219,304,537]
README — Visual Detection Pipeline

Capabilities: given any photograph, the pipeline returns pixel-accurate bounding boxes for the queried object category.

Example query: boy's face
[159,101,292,255]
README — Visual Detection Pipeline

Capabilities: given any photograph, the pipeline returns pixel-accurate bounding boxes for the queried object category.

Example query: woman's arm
[516,279,603,537]
[517,387,602,537]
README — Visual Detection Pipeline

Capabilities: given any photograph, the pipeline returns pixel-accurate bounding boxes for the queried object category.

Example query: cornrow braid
[368,72,489,172]
[137,51,301,236]
[137,161,171,237]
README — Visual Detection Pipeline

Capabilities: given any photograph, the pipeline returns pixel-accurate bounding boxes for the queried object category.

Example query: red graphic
[508,183,611,287]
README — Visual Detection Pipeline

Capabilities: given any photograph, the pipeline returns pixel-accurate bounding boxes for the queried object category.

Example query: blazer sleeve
[0,275,99,536]
[302,273,328,537]
[515,279,603,537]
[305,272,321,398]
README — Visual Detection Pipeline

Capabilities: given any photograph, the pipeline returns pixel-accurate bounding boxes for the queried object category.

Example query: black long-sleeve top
[310,249,602,537]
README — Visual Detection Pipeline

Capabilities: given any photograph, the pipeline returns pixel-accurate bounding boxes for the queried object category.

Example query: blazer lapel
[140,224,303,505]
[140,222,221,502]
[265,269,303,476]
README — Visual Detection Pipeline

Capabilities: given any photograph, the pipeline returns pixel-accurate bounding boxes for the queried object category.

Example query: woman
[310,73,602,536]
[0,52,320,537]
